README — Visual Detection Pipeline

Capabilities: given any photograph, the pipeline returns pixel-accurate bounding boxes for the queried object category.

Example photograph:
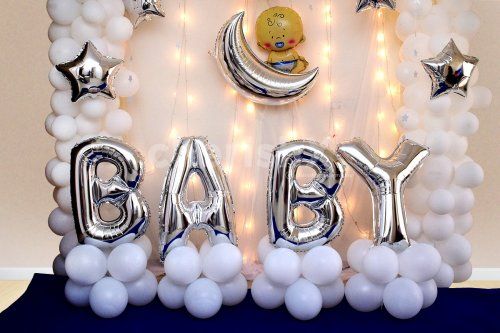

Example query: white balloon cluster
[158,241,246,319]
[395,0,490,284]
[346,240,441,319]
[252,236,344,320]
[46,0,140,276]
[64,237,157,318]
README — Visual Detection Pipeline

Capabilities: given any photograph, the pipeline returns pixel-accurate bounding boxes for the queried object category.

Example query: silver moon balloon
[215,12,319,106]
[337,138,429,251]
[267,141,345,251]
[70,137,150,245]
[159,137,236,260]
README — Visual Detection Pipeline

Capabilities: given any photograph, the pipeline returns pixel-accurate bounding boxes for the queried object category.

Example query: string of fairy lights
[161,1,400,261]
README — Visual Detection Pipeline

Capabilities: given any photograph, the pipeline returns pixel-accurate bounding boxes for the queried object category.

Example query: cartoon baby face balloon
[256,7,309,74]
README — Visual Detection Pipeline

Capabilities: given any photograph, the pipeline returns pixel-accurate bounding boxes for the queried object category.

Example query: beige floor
[1,280,499,314]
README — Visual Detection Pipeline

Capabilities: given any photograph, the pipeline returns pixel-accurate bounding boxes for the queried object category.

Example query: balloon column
[395,0,490,285]
[157,137,246,319]
[252,141,345,320]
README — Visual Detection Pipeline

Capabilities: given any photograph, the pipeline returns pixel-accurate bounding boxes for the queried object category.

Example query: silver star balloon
[56,42,123,102]
[124,0,165,28]
[422,39,479,99]
[356,0,396,12]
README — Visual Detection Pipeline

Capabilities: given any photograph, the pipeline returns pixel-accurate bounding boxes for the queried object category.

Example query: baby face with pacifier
[256,7,309,74]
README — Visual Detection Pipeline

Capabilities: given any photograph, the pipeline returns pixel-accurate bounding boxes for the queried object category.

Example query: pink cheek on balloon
[288,39,296,45]
[264,43,271,49]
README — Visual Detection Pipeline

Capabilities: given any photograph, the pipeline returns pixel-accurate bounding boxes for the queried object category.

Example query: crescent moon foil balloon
[70,137,150,245]
[337,138,429,251]
[159,137,236,261]
[215,12,319,106]
[267,141,345,251]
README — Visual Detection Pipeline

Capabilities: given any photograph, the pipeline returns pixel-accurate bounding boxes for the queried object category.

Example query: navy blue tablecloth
[1,274,499,332]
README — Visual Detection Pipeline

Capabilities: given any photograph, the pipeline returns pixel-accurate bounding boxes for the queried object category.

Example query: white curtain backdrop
[125,0,400,267]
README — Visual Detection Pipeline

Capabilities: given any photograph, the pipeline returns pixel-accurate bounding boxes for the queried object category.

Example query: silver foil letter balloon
[337,138,429,250]
[70,137,150,245]
[159,137,236,260]
[267,141,345,251]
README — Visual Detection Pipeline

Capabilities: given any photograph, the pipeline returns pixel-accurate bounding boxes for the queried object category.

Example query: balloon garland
[45,0,490,321]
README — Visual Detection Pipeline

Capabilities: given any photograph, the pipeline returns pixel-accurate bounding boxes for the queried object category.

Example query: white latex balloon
[403,129,427,145]
[419,155,454,190]
[71,16,102,44]
[251,273,286,309]
[452,112,479,136]
[318,278,345,308]
[405,184,431,215]
[419,279,438,308]
[105,109,133,136]
[453,11,480,37]
[54,186,72,213]
[114,69,140,97]
[422,112,450,132]
[51,115,77,141]
[285,278,322,321]
[76,114,101,135]
[433,262,454,288]
[125,270,158,306]
[302,246,342,285]
[401,34,431,63]
[89,277,128,318]
[164,246,202,286]
[420,12,450,35]
[184,278,223,319]
[453,261,473,283]
[405,0,432,18]
[264,248,301,287]
[133,236,152,259]
[471,86,492,109]
[257,236,274,263]
[347,239,372,272]
[59,230,79,258]
[80,98,107,119]
[450,186,475,215]
[406,213,422,239]
[422,212,455,241]
[447,133,469,161]
[362,246,399,285]
[106,17,133,43]
[65,245,107,285]
[202,243,242,283]
[48,208,74,236]
[428,95,451,116]
[48,23,71,42]
[454,161,484,188]
[454,213,473,235]
[442,0,473,14]
[45,113,56,136]
[50,160,71,187]
[427,189,455,215]
[82,0,106,24]
[157,276,186,309]
[199,239,212,259]
[425,130,451,155]
[396,61,425,87]
[403,82,429,111]
[45,158,60,186]
[107,42,126,59]
[396,12,417,40]
[55,137,80,164]
[51,90,79,116]
[345,273,384,312]
[396,107,420,130]
[49,66,70,90]
[383,278,423,319]
[65,279,92,307]
[108,243,147,283]
[47,0,81,25]
[53,254,67,276]
[218,273,248,306]
[49,37,81,66]
[98,0,125,18]
[436,234,472,266]
[399,243,442,282]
